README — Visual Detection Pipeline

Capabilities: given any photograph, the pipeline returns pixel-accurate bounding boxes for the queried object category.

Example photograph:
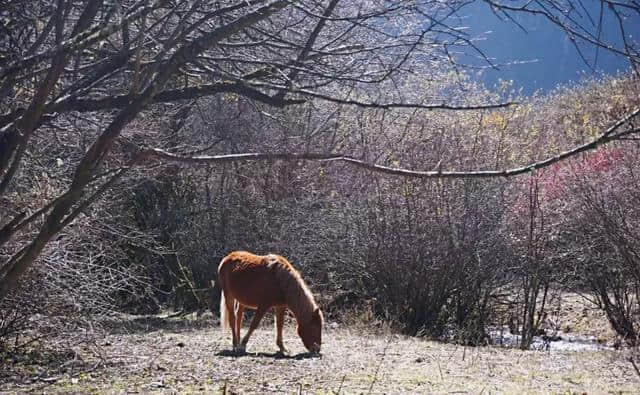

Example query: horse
[217,251,323,354]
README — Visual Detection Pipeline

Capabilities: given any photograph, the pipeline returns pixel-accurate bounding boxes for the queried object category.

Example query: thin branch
[55,166,134,233]
[139,108,640,179]
[0,1,161,80]
[0,80,512,125]
[226,79,518,110]
[483,0,640,63]
[275,88,517,111]
[0,163,134,281]
[272,0,341,101]
[52,81,303,112]
[0,212,26,246]
[630,357,640,379]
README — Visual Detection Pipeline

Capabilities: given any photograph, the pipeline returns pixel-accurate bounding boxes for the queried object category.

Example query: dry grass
[554,293,618,343]
[1,312,638,394]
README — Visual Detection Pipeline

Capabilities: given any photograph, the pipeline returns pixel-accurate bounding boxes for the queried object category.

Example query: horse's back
[218,251,287,309]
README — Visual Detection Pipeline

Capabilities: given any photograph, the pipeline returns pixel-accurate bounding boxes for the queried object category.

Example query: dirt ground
[1,311,639,394]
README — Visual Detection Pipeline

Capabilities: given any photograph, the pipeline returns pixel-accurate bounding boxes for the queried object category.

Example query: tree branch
[139,108,640,178]
[0,1,161,80]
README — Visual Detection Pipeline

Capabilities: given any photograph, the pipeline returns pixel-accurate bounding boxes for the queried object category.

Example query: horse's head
[298,307,323,353]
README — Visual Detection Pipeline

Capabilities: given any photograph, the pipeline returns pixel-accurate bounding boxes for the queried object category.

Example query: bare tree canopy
[0,0,639,302]
[482,0,640,70]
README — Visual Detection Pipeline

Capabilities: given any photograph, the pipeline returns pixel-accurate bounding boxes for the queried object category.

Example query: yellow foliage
[483,112,508,129]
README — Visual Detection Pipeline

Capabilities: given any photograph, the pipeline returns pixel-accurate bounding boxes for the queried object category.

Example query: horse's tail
[220,289,231,331]
[218,256,231,331]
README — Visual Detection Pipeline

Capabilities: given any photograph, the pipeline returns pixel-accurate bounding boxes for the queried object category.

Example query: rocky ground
[1,310,639,394]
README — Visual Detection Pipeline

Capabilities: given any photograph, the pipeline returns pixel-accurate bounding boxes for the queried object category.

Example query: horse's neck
[281,271,314,325]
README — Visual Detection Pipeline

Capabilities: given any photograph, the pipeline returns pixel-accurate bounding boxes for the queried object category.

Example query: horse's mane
[269,254,320,326]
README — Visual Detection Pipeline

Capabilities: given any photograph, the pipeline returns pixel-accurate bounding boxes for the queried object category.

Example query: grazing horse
[217,251,323,354]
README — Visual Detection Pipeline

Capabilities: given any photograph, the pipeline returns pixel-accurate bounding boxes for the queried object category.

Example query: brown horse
[217,251,323,354]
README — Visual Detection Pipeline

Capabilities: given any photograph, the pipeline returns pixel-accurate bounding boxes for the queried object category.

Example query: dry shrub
[0,185,164,354]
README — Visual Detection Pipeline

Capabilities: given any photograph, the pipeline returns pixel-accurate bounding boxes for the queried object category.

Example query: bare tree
[483,0,640,75]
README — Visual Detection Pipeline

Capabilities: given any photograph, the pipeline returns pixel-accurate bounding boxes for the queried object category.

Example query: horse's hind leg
[224,295,239,349]
[275,306,288,354]
[239,306,268,350]
[234,304,245,350]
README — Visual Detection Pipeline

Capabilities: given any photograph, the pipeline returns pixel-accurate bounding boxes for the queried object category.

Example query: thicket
[1,0,639,355]
[3,72,639,351]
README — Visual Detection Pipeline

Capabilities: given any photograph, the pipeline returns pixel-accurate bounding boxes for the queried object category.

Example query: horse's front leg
[275,305,288,354]
[239,306,268,351]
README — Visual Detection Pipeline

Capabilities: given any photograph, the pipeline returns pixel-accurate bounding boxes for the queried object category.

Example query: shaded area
[0,342,103,390]
[97,313,217,336]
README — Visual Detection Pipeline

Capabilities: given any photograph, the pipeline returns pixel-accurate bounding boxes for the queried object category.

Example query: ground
[1,311,639,394]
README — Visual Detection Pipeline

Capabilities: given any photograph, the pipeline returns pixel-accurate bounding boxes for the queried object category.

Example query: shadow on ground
[0,344,102,388]
[215,349,320,360]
